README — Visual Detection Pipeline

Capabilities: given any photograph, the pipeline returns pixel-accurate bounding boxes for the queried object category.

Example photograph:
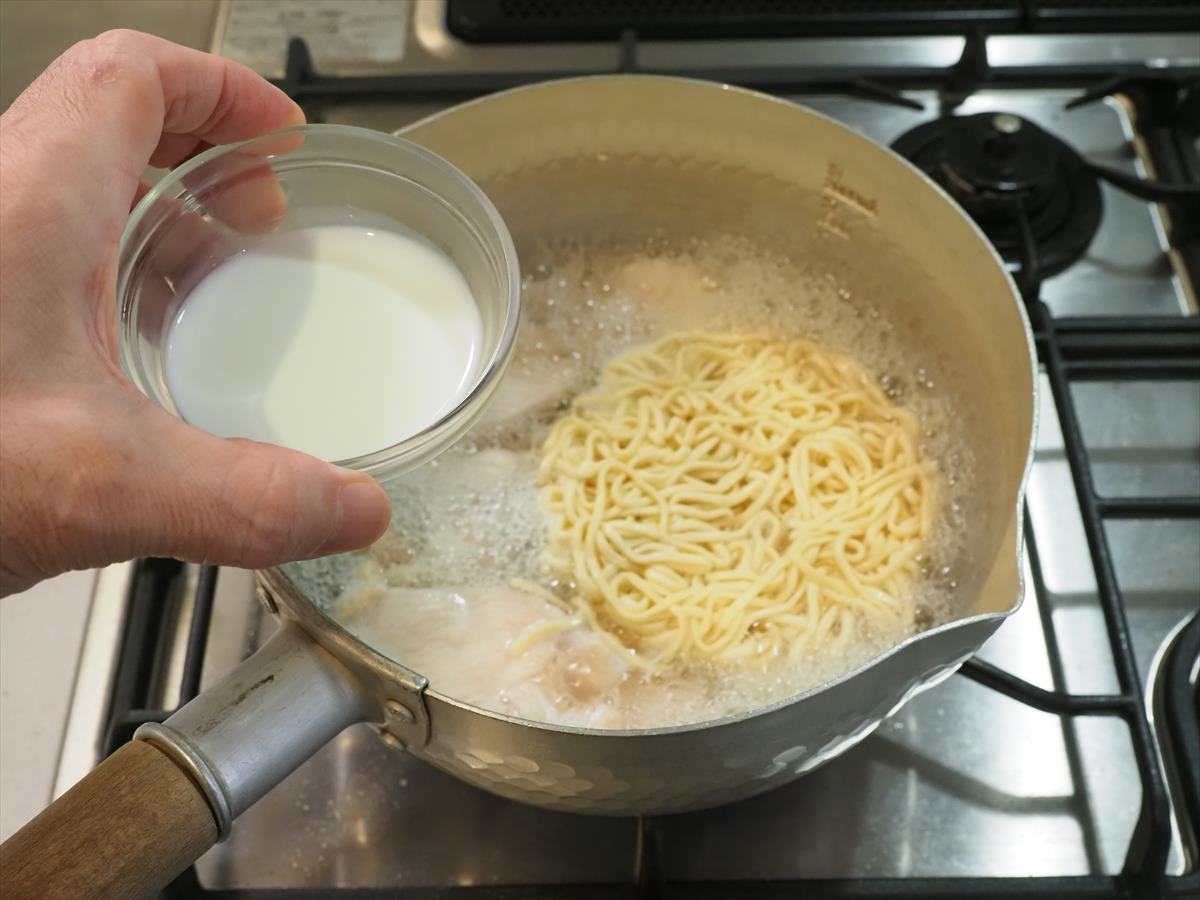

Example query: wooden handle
[0,740,217,900]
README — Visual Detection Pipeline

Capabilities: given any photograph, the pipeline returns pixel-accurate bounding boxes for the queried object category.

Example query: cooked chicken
[337,583,636,727]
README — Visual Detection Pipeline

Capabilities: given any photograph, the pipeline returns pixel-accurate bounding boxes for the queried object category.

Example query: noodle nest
[538,331,936,666]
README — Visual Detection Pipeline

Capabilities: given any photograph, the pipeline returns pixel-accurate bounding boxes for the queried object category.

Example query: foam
[329,235,980,729]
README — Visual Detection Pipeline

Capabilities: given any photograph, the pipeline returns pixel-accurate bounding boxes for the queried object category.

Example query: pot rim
[260,74,1039,740]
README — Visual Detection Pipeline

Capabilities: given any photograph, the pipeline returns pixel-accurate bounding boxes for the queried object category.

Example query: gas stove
[56,3,1199,898]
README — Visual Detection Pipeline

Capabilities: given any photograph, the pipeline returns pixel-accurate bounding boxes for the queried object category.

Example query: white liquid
[165,225,483,462]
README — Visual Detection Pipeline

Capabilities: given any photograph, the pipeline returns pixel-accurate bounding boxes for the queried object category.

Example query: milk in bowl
[164,225,483,463]
[117,125,520,480]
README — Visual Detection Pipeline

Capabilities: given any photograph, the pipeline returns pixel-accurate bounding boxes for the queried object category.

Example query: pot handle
[0,621,376,899]
[0,740,216,900]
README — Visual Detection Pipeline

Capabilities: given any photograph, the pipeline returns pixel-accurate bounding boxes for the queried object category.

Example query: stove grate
[96,37,1200,900]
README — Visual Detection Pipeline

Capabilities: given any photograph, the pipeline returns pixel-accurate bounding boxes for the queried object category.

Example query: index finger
[4,29,304,204]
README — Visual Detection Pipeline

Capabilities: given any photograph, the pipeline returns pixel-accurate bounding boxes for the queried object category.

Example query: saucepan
[0,77,1035,900]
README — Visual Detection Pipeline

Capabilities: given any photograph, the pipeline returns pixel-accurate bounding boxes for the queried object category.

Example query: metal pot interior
[275,76,1036,732]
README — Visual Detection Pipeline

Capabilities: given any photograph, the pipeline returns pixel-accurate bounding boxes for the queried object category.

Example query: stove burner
[891,112,1103,288]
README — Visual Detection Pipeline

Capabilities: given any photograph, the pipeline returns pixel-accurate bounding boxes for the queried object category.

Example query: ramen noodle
[536,331,937,667]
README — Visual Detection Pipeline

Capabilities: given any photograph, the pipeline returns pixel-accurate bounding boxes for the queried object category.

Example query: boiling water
[165,225,482,462]
[329,235,979,729]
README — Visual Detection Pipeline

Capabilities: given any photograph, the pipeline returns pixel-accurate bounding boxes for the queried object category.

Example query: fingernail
[316,479,391,556]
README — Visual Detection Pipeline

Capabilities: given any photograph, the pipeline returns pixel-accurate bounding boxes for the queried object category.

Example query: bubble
[327,231,980,731]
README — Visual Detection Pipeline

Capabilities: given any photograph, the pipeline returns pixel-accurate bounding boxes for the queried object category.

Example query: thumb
[128,413,392,569]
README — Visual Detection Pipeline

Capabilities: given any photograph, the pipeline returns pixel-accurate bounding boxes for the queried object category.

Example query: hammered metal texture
[407,620,994,815]
[268,78,1034,818]
[382,79,1034,816]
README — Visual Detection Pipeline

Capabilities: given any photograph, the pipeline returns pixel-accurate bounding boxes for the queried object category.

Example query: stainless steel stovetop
[55,4,1199,895]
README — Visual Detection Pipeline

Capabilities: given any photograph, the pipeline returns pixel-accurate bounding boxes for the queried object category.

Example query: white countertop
[0,0,218,846]
[0,571,96,841]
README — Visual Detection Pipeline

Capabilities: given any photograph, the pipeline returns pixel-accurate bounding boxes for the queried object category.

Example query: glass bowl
[117,123,520,480]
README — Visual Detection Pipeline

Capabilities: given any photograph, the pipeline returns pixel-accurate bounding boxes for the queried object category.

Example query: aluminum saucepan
[0,77,1035,900]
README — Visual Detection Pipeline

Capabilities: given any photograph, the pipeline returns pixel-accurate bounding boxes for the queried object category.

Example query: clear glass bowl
[117,124,520,480]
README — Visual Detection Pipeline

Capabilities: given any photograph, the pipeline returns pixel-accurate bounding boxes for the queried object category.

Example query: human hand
[0,30,392,597]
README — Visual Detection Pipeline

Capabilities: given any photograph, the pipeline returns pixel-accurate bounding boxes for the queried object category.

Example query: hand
[0,30,392,597]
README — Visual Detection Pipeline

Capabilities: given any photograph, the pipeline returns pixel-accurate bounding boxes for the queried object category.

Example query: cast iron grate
[442,0,1200,42]
[95,35,1199,900]
[104,322,1200,899]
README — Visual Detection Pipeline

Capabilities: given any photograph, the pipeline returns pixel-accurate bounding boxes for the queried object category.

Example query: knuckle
[5,32,142,131]
[93,27,141,46]
[66,33,129,80]
[65,31,156,99]
[88,29,147,57]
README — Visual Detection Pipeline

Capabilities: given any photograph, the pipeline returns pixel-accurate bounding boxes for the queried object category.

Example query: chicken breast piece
[337,583,634,727]
[478,322,586,433]
[611,256,722,333]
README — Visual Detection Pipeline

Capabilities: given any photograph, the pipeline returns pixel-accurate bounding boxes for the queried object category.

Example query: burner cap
[892,112,1102,282]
